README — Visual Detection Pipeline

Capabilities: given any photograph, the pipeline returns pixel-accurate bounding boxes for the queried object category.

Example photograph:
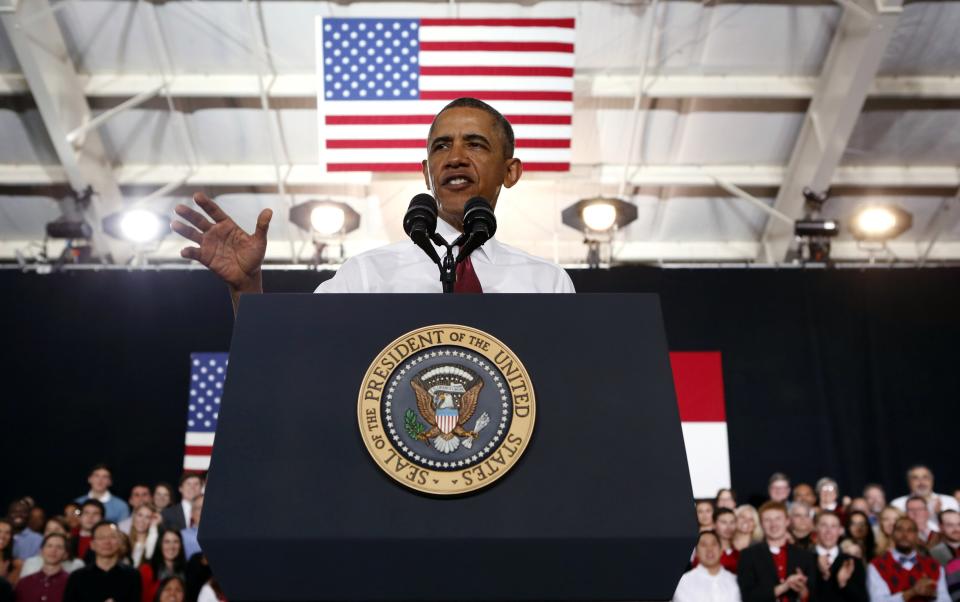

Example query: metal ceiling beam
[2,72,960,100]
[759,0,903,262]
[0,0,127,260]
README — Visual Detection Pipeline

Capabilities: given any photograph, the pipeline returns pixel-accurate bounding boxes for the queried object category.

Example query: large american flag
[182,352,227,472]
[315,17,575,172]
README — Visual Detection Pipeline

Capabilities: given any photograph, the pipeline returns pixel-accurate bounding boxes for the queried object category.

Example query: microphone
[403,193,442,265]
[456,196,497,263]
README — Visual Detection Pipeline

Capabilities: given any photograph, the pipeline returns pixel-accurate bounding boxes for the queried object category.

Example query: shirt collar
[88,491,111,503]
[816,545,839,559]
[894,550,917,565]
[436,216,497,263]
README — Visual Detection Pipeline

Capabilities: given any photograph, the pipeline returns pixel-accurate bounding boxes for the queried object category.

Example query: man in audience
[26,506,45,536]
[789,501,816,551]
[674,531,742,602]
[7,499,42,560]
[738,500,818,601]
[867,516,950,601]
[930,510,960,566]
[117,484,152,534]
[73,465,130,523]
[768,473,792,505]
[906,495,942,547]
[180,495,203,561]
[864,484,887,526]
[161,474,203,532]
[71,500,103,562]
[813,511,866,602]
[13,533,70,601]
[793,484,817,509]
[891,466,959,525]
[63,521,140,602]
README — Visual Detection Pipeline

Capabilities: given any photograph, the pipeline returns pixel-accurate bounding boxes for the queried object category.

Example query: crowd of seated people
[1,463,958,601]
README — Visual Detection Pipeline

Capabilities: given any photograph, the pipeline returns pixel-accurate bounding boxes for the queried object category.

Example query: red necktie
[454,254,483,293]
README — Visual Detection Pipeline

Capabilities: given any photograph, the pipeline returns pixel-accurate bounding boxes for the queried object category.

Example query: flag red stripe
[420,18,576,28]
[419,66,574,77]
[669,351,726,422]
[184,445,213,455]
[420,90,573,102]
[327,138,569,149]
[327,162,570,172]
[325,114,572,126]
[420,41,574,53]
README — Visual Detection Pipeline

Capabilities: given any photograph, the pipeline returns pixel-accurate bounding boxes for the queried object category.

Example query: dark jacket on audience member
[815,552,867,602]
[738,542,819,602]
[62,562,141,602]
[159,505,188,533]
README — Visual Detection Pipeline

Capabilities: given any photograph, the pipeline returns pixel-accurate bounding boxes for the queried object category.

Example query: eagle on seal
[410,364,484,454]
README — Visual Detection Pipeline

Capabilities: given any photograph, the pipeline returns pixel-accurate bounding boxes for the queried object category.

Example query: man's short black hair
[906,495,927,508]
[178,472,204,487]
[80,499,105,515]
[89,463,111,476]
[91,520,118,537]
[428,97,516,159]
[714,507,735,520]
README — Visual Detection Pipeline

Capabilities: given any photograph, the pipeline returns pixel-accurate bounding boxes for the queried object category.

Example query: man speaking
[171,97,575,302]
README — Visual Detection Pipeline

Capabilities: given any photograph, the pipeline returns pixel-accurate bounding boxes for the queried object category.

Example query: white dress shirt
[315,218,575,293]
[816,544,839,565]
[672,565,742,602]
[866,551,951,601]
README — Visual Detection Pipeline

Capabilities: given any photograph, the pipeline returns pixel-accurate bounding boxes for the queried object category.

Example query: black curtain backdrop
[2,267,958,513]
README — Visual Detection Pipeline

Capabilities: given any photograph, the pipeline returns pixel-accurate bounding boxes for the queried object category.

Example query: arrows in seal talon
[462,412,491,449]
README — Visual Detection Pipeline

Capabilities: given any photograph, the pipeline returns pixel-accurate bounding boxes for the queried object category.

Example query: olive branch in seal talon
[404,408,427,438]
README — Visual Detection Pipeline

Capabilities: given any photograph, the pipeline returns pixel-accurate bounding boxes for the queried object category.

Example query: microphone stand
[429,232,467,294]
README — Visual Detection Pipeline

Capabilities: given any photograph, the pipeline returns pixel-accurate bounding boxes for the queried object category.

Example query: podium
[201,294,696,601]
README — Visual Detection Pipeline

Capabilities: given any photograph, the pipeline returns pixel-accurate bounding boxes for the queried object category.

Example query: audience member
[930,510,960,566]
[793,484,817,508]
[19,518,84,579]
[25,507,45,538]
[738,501,818,601]
[814,511,867,602]
[717,489,738,511]
[847,498,870,517]
[70,501,103,563]
[61,506,79,534]
[844,511,876,560]
[907,495,942,547]
[768,473,792,505]
[0,520,22,586]
[788,501,816,551]
[73,465,130,524]
[875,506,904,559]
[153,576,186,602]
[697,500,716,532]
[7,501,42,561]
[714,508,741,573]
[151,485,173,514]
[139,531,187,602]
[867,516,950,601]
[864,484,887,525]
[817,479,841,512]
[673,531,741,602]
[180,496,203,562]
[891,466,960,526]
[127,505,159,568]
[160,476,203,533]
[13,533,70,602]
[62,522,140,602]
[734,505,763,551]
[118,485,153,535]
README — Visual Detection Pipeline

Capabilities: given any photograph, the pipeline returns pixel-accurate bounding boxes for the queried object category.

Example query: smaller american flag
[183,352,227,472]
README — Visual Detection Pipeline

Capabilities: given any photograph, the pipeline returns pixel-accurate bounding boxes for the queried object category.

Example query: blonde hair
[874,505,904,557]
[736,504,764,543]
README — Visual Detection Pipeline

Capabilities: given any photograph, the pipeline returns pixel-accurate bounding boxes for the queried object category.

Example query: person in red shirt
[13,533,70,602]
[139,530,186,602]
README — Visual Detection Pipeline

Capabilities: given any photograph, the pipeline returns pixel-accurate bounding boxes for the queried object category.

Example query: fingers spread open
[194,192,229,223]
[171,220,203,244]
[180,246,201,261]
[174,204,213,232]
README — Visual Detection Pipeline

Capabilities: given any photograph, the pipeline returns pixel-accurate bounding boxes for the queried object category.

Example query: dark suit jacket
[160,503,188,532]
[815,552,867,602]
[738,542,819,602]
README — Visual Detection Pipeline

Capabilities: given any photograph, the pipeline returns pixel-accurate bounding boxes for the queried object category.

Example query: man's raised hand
[172,193,272,293]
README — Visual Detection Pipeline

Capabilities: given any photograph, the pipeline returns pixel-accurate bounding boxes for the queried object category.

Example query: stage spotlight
[103,209,169,243]
[794,219,839,238]
[289,199,360,236]
[45,218,92,240]
[850,205,912,241]
[561,197,638,234]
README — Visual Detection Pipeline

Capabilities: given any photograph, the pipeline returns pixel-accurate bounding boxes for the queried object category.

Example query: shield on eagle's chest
[436,408,458,435]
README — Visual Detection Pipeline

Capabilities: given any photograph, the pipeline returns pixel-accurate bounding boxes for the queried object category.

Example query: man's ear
[421,160,431,190]
[503,157,522,189]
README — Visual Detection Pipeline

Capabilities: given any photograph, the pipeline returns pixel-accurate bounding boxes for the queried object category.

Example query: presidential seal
[358,324,535,495]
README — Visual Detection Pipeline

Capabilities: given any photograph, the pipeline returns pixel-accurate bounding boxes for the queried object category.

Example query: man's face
[792,484,816,507]
[129,486,151,509]
[91,524,120,560]
[769,479,790,503]
[79,504,103,531]
[180,476,202,502]
[6,501,28,529]
[816,515,843,549]
[908,467,933,496]
[422,107,521,229]
[63,503,81,530]
[906,499,929,530]
[88,468,111,494]
[715,513,737,542]
[40,536,67,565]
[760,509,789,541]
[28,507,45,532]
[696,534,722,569]
[864,486,886,513]
[892,517,918,553]
[940,512,960,544]
[789,504,813,537]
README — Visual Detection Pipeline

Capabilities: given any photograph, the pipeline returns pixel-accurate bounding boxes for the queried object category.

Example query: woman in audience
[733,505,763,551]
[153,575,186,602]
[128,504,160,568]
[874,505,903,558]
[696,500,716,532]
[816,477,847,523]
[140,529,187,602]
[18,517,84,578]
[844,510,876,560]
[153,484,174,513]
[673,531,741,602]
[716,489,737,510]
[0,519,22,585]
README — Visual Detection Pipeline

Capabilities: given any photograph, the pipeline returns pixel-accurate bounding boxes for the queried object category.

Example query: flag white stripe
[419,26,577,43]
[680,422,731,499]
[325,124,572,140]
[419,52,575,68]
[324,148,570,163]
[419,76,573,92]
[322,100,573,116]
[183,455,212,471]
[185,432,215,446]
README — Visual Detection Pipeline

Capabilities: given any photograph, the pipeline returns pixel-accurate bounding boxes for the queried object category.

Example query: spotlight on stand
[103,209,170,243]
[791,187,839,264]
[289,199,361,265]
[561,197,638,268]
[850,205,912,241]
